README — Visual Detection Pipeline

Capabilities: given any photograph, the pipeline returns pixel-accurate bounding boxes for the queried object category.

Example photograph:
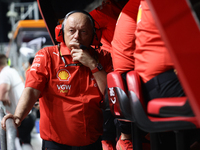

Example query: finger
[71,48,84,55]
[1,113,14,130]
[14,117,21,127]
[69,42,80,49]
[72,55,78,62]
[71,49,79,61]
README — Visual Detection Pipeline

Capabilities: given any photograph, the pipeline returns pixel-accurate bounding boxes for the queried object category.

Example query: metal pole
[6,119,17,150]
[0,107,6,150]
[33,1,39,20]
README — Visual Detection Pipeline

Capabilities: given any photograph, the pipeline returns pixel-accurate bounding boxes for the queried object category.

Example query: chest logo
[57,69,71,81]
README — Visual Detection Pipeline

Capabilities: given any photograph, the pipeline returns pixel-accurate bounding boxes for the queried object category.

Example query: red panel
[107,72,126,93]
[107,72,126,117]
[147,97,187,115]
[146,0,200,125]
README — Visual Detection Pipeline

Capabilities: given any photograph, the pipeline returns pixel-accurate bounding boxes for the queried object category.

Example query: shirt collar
[60,42,71,56]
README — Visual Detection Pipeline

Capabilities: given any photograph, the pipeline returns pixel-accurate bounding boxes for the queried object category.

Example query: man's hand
[71,48,96,68]
[69,42,96,69]
[1,113,21,130]
[34,101,40,110]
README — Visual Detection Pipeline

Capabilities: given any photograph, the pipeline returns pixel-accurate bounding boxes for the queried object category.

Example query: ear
[91,28,102,47]
[55,24,64,43]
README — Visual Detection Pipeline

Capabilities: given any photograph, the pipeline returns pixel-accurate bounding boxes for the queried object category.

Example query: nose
[74,30,80,40]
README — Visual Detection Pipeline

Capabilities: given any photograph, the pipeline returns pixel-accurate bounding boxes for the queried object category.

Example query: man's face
[63,12,94,50]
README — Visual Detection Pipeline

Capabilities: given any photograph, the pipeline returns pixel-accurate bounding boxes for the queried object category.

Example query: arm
[71,48,107,94]
[111,0,141,73]
[89,63,107,95]
[0,83,11,106]
[1,87,40,130]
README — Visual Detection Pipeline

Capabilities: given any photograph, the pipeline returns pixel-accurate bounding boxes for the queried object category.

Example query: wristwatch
[91,63,103,74]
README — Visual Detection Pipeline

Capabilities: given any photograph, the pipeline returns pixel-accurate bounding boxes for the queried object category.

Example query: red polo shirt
[112,0,174,82]
[134,0,174,83]
[111,0,140,73]
[25,43,112,146]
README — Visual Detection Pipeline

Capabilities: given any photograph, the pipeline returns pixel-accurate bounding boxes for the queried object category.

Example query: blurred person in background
[0,54,36,150]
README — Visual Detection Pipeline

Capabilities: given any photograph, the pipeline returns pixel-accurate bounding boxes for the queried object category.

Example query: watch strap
[91,63,103,74]
[91,67,99,74]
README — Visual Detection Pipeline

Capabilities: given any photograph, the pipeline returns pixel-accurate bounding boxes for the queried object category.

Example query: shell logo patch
[57,69,71,81]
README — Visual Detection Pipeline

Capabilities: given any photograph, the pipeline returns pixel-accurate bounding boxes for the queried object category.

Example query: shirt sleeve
[111,0,141,73]
[98,49,113,73]
[0,73,10,85]
[25,48,50,92]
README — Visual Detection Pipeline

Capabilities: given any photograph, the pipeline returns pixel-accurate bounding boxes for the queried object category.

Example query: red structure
[146,0,200,125]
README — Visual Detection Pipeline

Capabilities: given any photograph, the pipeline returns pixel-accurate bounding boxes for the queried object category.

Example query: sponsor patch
[57,84,71,93]
[57,69,71,81]
[32,63,40,67]
[33,58,40,63]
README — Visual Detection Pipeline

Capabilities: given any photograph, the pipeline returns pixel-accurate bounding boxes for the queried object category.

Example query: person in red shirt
[111,0,140,149]
[90,1,130,150]
[112,0,193,149]
[112,0,184,99]
[1,10,112,150]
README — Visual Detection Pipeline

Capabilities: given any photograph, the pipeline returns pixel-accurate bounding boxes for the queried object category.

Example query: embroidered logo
[57,69,71,81]
[57,84,71,93]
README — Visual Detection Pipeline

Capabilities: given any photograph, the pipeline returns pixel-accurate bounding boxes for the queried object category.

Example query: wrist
[91,63,103,74]
[89,61,97,70]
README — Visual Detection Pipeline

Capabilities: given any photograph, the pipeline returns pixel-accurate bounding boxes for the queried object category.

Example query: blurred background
[0,1,45,149]
[0,0,52,80]
[0,0,39,43]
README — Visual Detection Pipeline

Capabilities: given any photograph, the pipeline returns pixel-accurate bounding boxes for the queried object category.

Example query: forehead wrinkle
[65,12,93,30]
[66,17,87,30]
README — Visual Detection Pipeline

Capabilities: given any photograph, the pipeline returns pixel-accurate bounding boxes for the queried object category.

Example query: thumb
[14,117,21,127]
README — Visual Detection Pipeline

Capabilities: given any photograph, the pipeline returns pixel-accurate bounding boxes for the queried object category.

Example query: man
[110,0,140,149]
[0,54,23,116]
[111,0,192,149]
[0,54,35,150]
[1,10,112,150]
[90,0,129,149]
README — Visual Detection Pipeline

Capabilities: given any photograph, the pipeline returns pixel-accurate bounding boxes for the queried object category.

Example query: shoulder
[35,45,59,58]
[1,66,11,74]
[37,45,58,54]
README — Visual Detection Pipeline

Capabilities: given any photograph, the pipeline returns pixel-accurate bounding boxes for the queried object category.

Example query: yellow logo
[57,69,71,81]
[60,90,68,93]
